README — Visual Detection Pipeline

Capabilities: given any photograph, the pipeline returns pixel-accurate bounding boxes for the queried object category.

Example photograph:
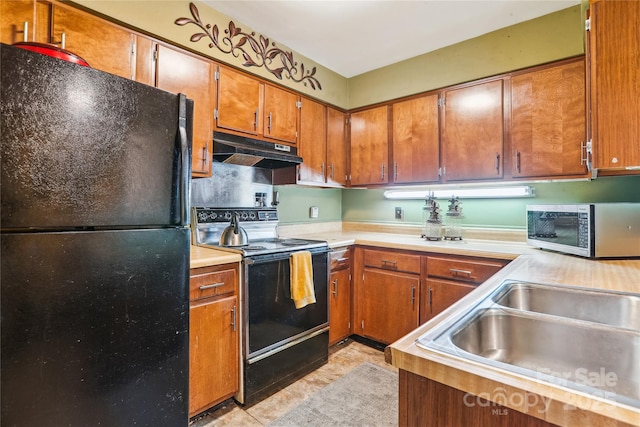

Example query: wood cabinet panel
[263,84,298,144]
[134,35,155,86]
[326,107,348,186]
[298,97,327,183]
[442,80,504,181]
[50,4,135,79]
[421,278,475,323]
[511,59,587,178]
[189,295,238,416]
[399,370,559,427]
[156,44,214,177]
[189,265,237,300]
[215,66,261,136]
[427,256,506,284]
[392,94,440,183]
[350,106,389,185]
[1,0,34,44]
[363,248,421,274]
[329,268,351,345]
[589,0,640,170]
[360,268,419,344]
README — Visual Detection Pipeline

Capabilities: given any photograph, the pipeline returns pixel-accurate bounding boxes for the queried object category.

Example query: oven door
[243,248,329,361]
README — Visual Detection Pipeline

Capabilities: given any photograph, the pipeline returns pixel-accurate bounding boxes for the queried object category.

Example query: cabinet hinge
[438,97,445,108]
[348,321,351,329]
[131,42,136,56]
[346,117,351,125]
[296,100,302,109]
[362,273,365,282]
[438,167,443,177]
[214,70,220,81]
[153,50,158,62]
[213,109,218,120]
[361,320,365,330]
[585,18,591,31]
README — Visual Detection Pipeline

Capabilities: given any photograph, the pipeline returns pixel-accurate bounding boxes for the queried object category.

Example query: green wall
[274,186,342,224]
[340,176,640,229]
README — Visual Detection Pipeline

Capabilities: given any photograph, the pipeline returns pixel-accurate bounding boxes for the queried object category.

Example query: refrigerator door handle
[178,94,191,226]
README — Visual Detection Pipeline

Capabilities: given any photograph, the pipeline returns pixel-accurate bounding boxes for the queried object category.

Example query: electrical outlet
[309,206,319,218]
[395,207,403,220]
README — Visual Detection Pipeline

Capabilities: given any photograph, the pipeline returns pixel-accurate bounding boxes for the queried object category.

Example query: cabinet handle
[329,163,334,179]
[381,259,397,268]
[335,257,349,263]
[254,108,259,131]
[199,282,224,291]
[428,287,432,308]
[332,279,338,297]
[23,21,29,42]
[411,286,415,306]
[394,163,398,180]
[515,150,521,174]
[495,153,500,174]
[381,163,385,180]
[202,146,208,166]
[268,112,273,132]
[449,268,472,277]
[231,305,237,331]
[297,164,301,180]
[580,141,590,167]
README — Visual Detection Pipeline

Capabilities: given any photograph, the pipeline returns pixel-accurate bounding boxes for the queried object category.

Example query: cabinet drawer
[330,247,351,271]
[364,249,421,274]
[427,256,505,284]
[190,266,237,300]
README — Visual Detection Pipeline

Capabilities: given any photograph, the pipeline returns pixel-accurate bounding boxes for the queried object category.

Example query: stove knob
[224,211,232,220]
[249,212,256,219]
[241,212,248,220]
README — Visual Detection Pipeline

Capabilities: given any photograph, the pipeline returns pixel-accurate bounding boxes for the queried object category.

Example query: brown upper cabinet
[392,94,440,184]
[2,1,136,80]
[326,107,349,186]
[588,0,640,172]
[298,97,327,184]
[0,0,48,45]
[441,79,504,182]
[350,106,389,186]
[155,44,215,177]
[510,58,588,179]
[214,66,299,145]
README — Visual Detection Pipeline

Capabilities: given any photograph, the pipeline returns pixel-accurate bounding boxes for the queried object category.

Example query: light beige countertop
[189,222,640,425]
[190,245,241,269]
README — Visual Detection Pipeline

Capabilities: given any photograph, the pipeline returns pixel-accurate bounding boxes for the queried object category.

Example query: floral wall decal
[175,2,322,90]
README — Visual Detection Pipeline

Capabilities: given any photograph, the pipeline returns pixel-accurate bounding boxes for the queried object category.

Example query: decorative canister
[444,196,463,240]
[422,193,443,241]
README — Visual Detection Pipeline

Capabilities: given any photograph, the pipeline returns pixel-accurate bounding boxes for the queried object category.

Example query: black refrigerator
[1,44,192,426]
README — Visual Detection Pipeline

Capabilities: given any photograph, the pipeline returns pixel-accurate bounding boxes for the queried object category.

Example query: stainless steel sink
[416,280,640,409]
[493,282,640,330]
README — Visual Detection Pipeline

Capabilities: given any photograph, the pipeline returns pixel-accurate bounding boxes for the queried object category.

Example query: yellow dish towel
[290,251,316,309]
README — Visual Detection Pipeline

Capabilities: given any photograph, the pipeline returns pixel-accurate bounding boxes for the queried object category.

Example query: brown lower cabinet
[399,370,558,427]
[189,263,239,417]
[329,247,352,345]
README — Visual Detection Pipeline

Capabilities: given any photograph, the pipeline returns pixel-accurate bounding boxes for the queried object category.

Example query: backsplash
[191,163,274,207]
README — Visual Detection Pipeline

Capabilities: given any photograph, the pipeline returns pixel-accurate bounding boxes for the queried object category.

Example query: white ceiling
[202,0,581,78]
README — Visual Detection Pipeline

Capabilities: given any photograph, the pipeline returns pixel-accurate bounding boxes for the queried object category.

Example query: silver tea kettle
[219,214,249,246]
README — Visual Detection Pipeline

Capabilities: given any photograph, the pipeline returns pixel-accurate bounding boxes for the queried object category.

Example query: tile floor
[189,338,398,426]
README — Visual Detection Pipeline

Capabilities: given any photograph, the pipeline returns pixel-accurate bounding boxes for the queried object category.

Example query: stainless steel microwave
[526,203,640,258]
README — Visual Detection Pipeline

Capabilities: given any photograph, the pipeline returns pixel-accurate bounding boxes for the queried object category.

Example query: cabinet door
[442,80,504,181]
[50,4,135,79]
[189,295,238,416]
[329,268,351,345]
[326,107,348,186]
[263,84,299,144]
[392,94,440,183]
[298,97,327,183]
[350,106,389,186]
[421,278,475,324]
[215,66,261,136]
[360,268,419,344]
[511,59,587,178]
[156,44,213,177]
[590,0,640,170]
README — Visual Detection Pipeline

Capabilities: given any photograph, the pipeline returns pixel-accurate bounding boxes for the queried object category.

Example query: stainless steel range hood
[212,131,302,169]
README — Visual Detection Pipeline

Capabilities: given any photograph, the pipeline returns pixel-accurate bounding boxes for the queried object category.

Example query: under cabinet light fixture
[383,185,535,200]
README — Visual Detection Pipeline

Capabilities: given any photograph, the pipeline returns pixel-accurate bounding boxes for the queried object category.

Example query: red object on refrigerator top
[12,42,90,67]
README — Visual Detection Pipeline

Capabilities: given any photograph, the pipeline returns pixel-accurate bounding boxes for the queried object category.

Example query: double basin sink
[416,280,640,409]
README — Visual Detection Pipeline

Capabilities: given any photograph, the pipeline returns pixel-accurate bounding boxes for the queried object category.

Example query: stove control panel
[194,207,278,224]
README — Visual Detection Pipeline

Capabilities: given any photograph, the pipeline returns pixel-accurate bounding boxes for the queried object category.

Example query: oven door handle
[245,248,330,265]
